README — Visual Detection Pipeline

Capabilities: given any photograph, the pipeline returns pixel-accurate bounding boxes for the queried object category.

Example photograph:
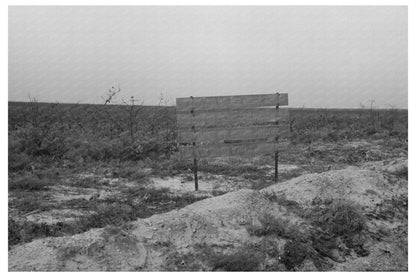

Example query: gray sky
[9,6,407,108]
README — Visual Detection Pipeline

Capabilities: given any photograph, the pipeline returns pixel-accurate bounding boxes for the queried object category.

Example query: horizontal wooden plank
[177,107,289,129]
[178,124,290,143]
[179,141,290,159]
[176,106,288,114]
[179,136,279,146]
[176,93,288,112]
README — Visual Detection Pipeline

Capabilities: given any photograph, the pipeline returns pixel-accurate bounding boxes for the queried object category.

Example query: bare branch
[103,85,121,105]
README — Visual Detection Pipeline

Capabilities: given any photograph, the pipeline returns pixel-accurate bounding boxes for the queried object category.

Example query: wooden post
[274,150,278,183]
[193,158,198,191]
[190,96,198,191]
[275,92,280,183]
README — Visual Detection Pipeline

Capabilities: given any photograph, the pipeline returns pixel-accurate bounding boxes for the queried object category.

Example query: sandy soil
[261,166,407,211]
[8,158,407,271]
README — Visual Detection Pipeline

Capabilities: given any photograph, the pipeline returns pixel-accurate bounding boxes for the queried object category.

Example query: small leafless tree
[122,96,144,143]
[28,93,39,128]
[103,85,121,105]
[369,99,375,111]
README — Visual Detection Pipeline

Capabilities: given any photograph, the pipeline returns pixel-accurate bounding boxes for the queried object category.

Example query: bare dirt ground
[9,163,301,226]
[8,139,408,271]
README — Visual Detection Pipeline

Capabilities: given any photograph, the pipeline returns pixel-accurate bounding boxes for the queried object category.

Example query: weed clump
[246,213,288,237]
[312,200,369,257]
[315,200,367,236]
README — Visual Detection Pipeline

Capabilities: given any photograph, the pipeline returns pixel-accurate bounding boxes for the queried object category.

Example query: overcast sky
[9,6,407,108]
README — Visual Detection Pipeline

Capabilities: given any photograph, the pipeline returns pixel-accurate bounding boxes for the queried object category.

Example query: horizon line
[8,100,408,110]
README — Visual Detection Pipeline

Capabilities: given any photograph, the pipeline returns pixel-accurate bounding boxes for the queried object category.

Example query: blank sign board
[176,93,289,159]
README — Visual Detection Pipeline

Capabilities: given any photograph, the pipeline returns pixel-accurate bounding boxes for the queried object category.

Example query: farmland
[8,101,408,271]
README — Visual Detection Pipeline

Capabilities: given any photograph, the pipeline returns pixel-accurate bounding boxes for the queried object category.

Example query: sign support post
[190,96,199,191]
[193,158,198,191]
[275,93,280,183]
[275,151,278,183]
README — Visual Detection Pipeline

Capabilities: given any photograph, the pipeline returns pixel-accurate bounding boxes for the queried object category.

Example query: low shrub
[311,200,369,257]
[315,200,367,236]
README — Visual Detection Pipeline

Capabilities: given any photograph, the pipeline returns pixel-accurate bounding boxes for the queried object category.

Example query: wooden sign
[176,93,289,160]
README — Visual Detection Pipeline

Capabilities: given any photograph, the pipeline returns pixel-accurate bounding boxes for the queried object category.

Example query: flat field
[8,101,408,271]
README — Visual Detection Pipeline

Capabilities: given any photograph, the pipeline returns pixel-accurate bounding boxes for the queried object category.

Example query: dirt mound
[261,167,407,211]
[9,190,306,271]
[361,158,407,175]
